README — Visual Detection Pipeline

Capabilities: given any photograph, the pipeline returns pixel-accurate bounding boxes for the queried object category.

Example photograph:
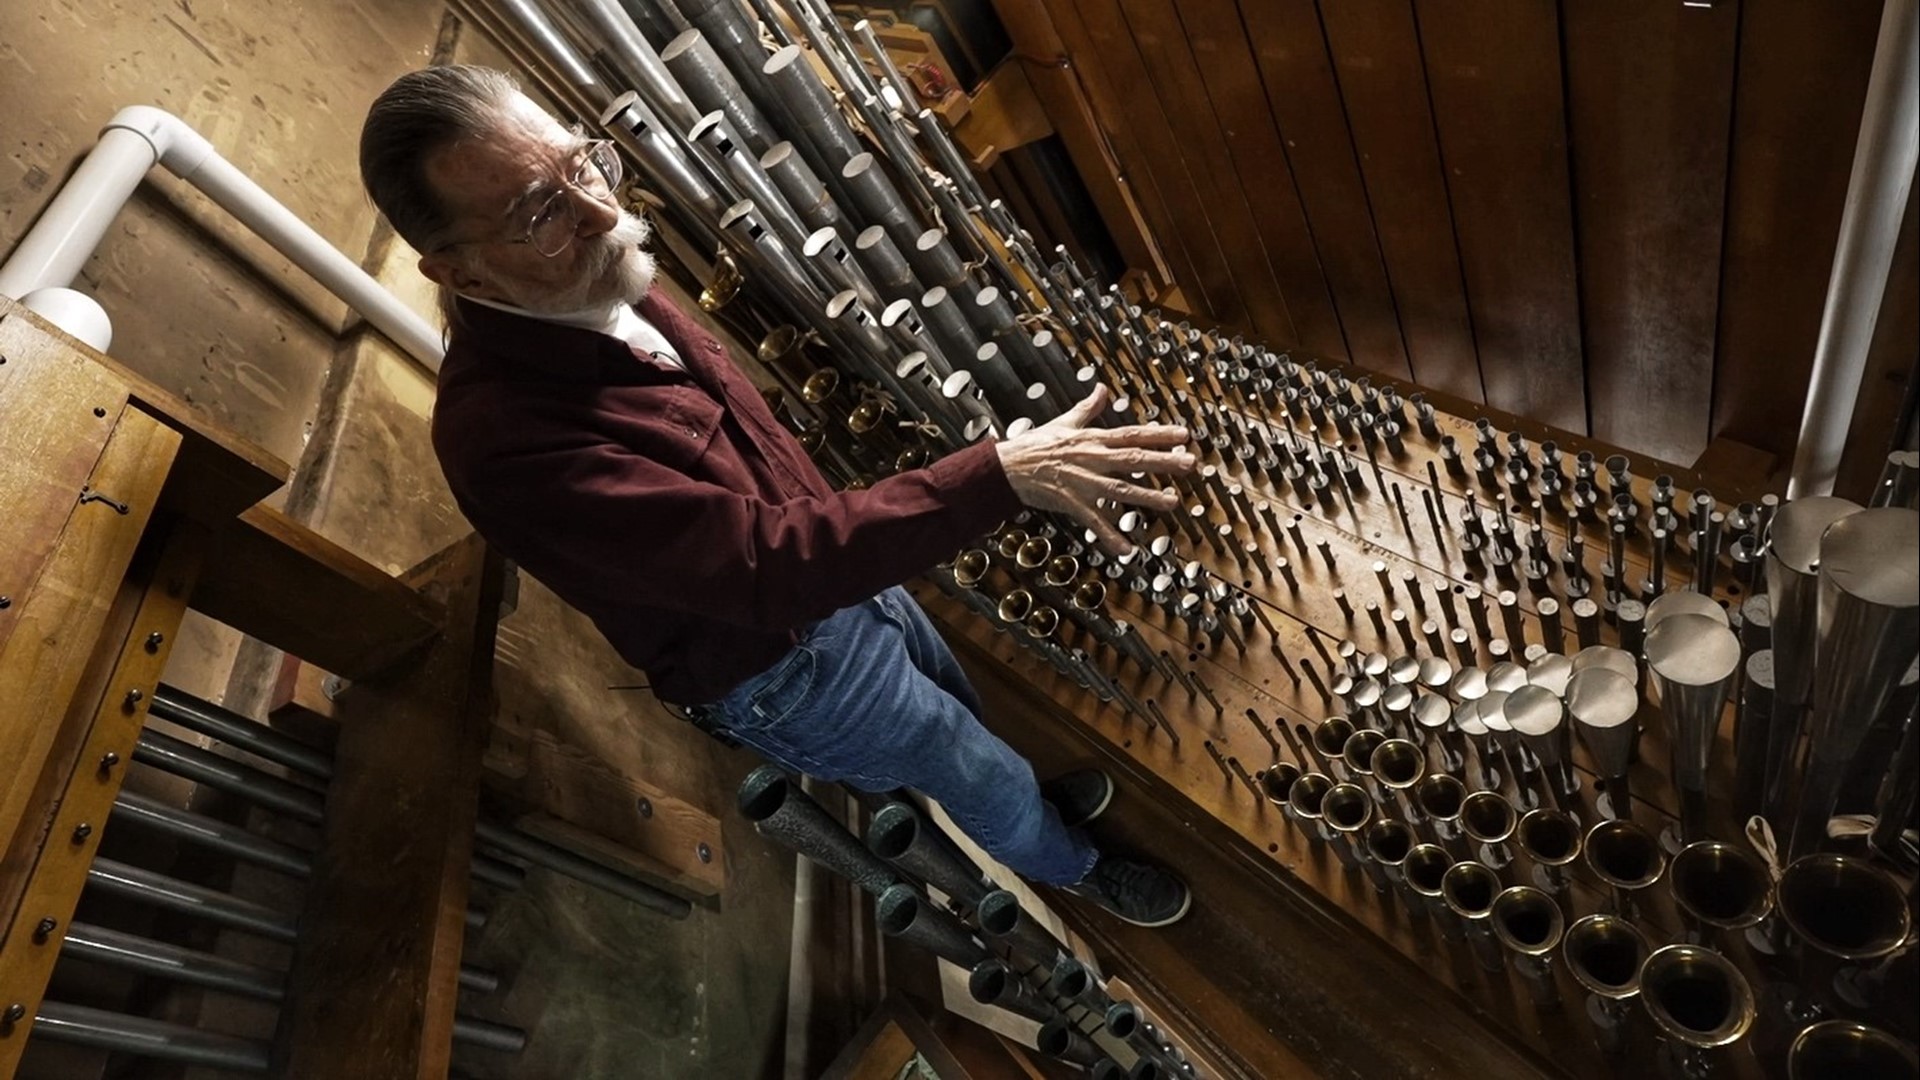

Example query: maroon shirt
[430,291,1022,704]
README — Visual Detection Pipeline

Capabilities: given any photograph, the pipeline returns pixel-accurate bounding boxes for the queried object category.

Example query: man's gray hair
[359,65,522,257]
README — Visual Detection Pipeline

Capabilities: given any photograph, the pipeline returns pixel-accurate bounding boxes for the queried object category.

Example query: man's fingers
[1054,384,1111,430]
[1099,423,1192,449]
[1101,476,1182,510]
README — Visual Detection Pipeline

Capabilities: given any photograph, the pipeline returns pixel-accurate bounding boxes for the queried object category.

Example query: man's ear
[419,251,488,296]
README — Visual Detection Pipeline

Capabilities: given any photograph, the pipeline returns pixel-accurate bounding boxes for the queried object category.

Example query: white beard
[493,209,657,315]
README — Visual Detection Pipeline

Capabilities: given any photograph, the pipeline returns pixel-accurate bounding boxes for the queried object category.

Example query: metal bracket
[78,486,129,514]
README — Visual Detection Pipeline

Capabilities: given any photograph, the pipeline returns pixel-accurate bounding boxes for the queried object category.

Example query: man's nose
[572,185,620,237]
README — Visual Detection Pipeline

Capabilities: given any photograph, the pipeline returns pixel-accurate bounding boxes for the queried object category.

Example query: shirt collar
[442,289,717,388]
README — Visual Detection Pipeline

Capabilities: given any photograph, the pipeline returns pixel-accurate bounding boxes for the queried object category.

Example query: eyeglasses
[438,135,624,258]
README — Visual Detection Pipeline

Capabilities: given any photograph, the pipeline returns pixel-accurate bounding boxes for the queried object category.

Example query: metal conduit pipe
[688,111,810,249]
[919,285,983,365]
[454,1015,531,1054]
[803,227,882,309]
[474,821,692,919]
[563,0,701,130]
[907,228,972,293]
[470,852,529,891]
[459,965,503,994]
[465,0,614,114]
[61,921,285,1003]
[853,225,922,303]
[148,684,334,781]
[761,142,843,234]
[85,857,298,942]
[761,45,865,180]
[914,106,992,211]
[133,729,327,826]
[1789,0,1919,496]
[30,1001,270,1072]
[676,0,796,142]
[663,29,778,155]
[598,91,729,250]
[851,19,921,116]
[840,152,923,253]
[109,791,313,878]
[605,0,684,47]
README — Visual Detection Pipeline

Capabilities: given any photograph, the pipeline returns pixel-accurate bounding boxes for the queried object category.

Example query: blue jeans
[706,587,1099,886]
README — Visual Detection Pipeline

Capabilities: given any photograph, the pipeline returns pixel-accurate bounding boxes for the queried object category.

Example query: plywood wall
[1014,0,1895,471]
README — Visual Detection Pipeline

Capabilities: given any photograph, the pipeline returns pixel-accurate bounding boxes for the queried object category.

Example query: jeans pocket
[746,644,817,727]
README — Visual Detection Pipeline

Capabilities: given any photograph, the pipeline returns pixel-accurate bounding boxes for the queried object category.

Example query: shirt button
[706,342,722,354]
[685,426,698,437]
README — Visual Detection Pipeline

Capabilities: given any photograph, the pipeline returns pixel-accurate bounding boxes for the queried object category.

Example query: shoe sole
[1108,886,1192,928]
[1060,775,1115,829]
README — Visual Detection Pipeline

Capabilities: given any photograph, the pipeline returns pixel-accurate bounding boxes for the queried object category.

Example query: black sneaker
[1041,768,1115,828]
[1067,855,1192,927]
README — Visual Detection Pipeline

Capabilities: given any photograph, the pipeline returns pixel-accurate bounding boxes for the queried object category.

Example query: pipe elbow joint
[101,105,215,180]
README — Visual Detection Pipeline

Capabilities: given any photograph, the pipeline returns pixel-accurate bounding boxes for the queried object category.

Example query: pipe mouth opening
[764,44,804,75]
[1461,793,1515,841]
[1567,921,1646,994]
[968,962,1008,1003]
[1365,822,1413,864]
[1644,949,1751,1045]
[1415,775,1465,817]
[869,804,919,859]
[1324,786,1370,830]
[1103,1002,1139,1037]
[1672,844,1771,926]
[876,885,920,934]
[1789,1021,1918,1078]
[1050,964,1090,999]
[1778,856,1911,959]
[1404,846,1455,894]
[1586,822,1664,888]
[1037,1018,1073,1055]
[1493,890,1562,951]
[1442,864,1497,915]
[1289,774,1331,817]
[1519,811,1579,862]
[1260,765,1299,806]
[736,766,790,820]
[977,891,1019,935]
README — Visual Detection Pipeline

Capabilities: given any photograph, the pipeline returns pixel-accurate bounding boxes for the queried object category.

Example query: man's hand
[996,384,1196,555]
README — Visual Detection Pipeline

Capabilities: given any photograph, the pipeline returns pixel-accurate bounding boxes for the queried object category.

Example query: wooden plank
[1114,0,1310,348]
[952,61,1055,163]
[277,535,505,1080]
[989,0,1172,284]
[0,524,203,1074]
[1711,0,1884,462]
[192,503,445,680]
[0,313,130,660]
[0,299,288,521]
[513,728,726,898]
[1562,0,1739,467]
[0,409,181,927]
[1317,0,1483,404]
[1236,0,1413,380]
[1414,0,1587,433]
[1060,0,1247,326]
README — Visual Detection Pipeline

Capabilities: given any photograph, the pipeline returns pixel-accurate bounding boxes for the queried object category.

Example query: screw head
[32,917,56,942]
[2,1002,23,1024]
[98,751,120,772]
[636,798,653,819]
[122,688,143,711]
[144,631,165,652]
[696,842,712,864]
[71,823,92,843]
[0,596,10,609]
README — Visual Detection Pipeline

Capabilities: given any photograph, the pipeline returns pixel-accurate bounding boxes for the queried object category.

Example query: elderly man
[360,66,1195,926]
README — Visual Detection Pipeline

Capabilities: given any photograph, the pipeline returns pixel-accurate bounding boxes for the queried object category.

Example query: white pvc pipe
[0,105,444,373]
[1787,0,1918,498]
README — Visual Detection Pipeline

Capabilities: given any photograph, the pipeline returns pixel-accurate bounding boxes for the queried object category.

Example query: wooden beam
[276,535,506,1080]
[0,522,204,1073]
[192,504,445,680]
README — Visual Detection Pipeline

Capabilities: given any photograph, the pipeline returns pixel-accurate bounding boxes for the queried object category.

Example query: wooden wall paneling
[990,0,1173,283]
[1064,0,1248,326]
[1155,0,1351,357]
[1034,0,1205,302]
[1562,0,1740,467]
[1316,0,1484,405]
[1836,179,1919,502]
[1238,0,1413,380]
[1113,0,1310,348]
[1414,0,1587,433]
[1710,0,1884,462]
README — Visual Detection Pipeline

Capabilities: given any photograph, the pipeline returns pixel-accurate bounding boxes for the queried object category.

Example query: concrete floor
[5,4,797,1077]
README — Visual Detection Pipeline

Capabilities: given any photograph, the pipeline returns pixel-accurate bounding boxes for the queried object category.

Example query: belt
[664,701,741,749]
